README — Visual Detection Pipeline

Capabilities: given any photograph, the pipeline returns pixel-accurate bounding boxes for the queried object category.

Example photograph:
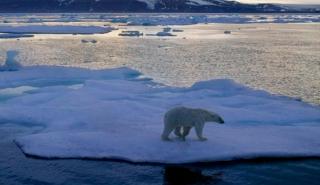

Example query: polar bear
[161,106,224,141]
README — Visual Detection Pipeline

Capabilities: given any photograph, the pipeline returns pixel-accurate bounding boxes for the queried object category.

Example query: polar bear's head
[205,111,225,124]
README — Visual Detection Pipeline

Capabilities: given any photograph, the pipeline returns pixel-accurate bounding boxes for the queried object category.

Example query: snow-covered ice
[16,126,320,163]
[136,0,157,9]
[187,0,216,6]
[0,66,319,164]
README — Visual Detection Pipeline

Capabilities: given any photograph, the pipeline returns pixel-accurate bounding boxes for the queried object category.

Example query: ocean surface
[0,14,320,185]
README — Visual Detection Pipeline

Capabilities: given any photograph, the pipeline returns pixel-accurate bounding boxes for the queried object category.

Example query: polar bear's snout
[218,116,224,124]
[209,113,225,124]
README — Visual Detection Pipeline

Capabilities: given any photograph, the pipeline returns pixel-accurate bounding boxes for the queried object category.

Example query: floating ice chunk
[0,86,38,96]
[0,51,22,71]
[172,29,184,32]
[118,31,143,37]
[136,0,157,9]
[0,66,319,163]
[186,0,215,6]
[81,39,97,43]
[156,32,176,37]
[163,27,171,32]
[0,86,38,102]
[0,66,145,88]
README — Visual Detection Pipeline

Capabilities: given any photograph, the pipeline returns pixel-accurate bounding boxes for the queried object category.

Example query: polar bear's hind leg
[181,127,191,141]
[161,124,174,141]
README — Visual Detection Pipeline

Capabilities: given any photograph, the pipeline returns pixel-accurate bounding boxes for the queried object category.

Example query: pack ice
[1,65,320,164]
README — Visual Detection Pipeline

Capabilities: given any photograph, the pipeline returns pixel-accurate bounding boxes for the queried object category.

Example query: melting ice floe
[0,66,319,164]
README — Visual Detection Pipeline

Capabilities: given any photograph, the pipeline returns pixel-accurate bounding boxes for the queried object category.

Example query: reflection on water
[0,23,319,104]
[163,166,222,185]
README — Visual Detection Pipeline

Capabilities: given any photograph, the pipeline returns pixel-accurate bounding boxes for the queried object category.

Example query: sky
[236,0,320,4]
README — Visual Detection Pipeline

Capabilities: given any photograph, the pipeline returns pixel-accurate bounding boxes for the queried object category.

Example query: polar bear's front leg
[161,124,174,141]
[181,127,191,141]
[182,127,191,136]
[195,123,207,141]
[174,127,183,137]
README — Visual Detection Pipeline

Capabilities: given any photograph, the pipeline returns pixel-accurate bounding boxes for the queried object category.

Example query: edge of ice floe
[14,139,320,165]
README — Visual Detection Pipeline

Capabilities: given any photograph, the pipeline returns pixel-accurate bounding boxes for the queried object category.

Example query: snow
[0,66,319,164]
[16,126,320,163]
[136,0,158,9]
[187,0,215,6]
[0,25,113,34]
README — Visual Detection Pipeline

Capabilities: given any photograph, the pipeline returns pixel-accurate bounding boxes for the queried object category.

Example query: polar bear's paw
[161,136,173,142]
[199,137,208,141]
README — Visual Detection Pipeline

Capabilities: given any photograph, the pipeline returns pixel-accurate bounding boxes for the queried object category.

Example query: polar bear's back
[164,107,202,126]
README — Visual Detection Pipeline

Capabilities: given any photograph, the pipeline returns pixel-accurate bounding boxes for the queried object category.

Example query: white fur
[161,106,224,141]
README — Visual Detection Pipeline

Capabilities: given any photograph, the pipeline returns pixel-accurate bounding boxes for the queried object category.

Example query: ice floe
[0,66,319,164]
[16,125,320,163]
[0,51,22,71]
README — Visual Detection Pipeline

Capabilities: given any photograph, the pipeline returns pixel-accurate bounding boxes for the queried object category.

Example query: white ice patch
[0,50,22,72]
[0,86,38,96]
[187,0,215,6]
[1,66,319,164]
[136,0,157,9]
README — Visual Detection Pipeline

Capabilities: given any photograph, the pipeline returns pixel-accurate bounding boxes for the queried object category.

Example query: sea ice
[16,125,320,164]
[0,66,319,164]
[1,14,319,25]
[108,14,320,26]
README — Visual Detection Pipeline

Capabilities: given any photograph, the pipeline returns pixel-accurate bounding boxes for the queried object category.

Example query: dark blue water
[1,124,320,185]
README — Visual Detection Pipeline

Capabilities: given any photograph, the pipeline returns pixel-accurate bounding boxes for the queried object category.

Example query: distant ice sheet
[0,25,113,34]
[1,14,319,25]
[0,66,319,164]
[0,33,33,39]
[109,14,320,25]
